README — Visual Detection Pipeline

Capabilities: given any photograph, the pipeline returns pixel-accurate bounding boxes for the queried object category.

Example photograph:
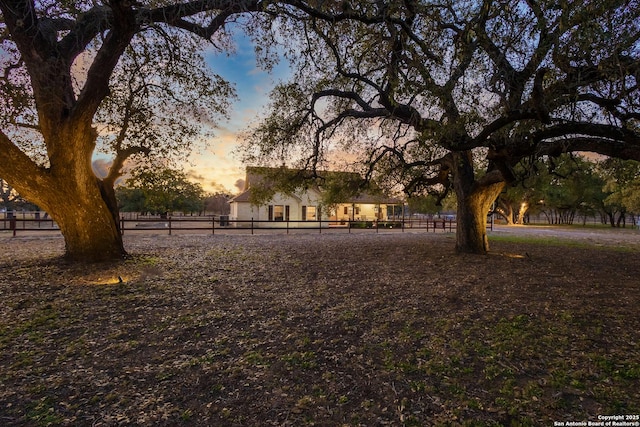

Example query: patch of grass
[594,355,640,380]
[156,371,176,381]
[490,233,638,252]
[244,350,268,367]
[10,351,41,371]
[25,397,64,426]
[281,351,317,369]
[179,408,193,422]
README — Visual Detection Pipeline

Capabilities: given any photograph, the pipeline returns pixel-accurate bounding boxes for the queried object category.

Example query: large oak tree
[0,0,288,261]
[245,0,640,253]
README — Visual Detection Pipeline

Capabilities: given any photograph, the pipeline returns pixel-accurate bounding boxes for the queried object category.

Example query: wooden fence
[1,215,57,236]
[119,216,456,235]
[1,213,457,236]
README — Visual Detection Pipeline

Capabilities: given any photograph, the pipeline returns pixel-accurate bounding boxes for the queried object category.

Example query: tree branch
[536,137,640,162]
[104,145,151,188]
[145,0,263,38]
[72,1,138,123]
[58,7,112,62]
[0,129,49,196]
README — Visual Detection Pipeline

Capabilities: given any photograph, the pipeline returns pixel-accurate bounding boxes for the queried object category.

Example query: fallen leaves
[0,232,639,425]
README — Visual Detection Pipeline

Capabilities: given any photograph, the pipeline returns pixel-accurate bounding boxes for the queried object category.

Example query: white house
[229,185,326,227]
[228,167,402,227]
[329,194,404,224]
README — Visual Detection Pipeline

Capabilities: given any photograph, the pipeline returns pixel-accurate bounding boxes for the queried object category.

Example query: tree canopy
[117,167,205,215]
[244,0,640,253]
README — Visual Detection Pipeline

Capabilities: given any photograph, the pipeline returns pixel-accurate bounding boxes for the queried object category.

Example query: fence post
[120,216,125,235]
[286,219,289,234]
[251,218,254,235]
[212,216,215,235]
[11,216,16,237]
[168,216,172,235]
[319,219,322,234]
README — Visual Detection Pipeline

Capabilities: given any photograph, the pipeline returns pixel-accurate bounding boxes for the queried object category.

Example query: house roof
[243,166,329,189]
[229,187,302,204]
[228,189,251,203]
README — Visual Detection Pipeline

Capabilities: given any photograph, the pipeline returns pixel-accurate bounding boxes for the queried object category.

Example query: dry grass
[1,229,639,426]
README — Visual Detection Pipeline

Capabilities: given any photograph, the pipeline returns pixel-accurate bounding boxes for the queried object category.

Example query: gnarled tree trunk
[48,184,125,262]
[8,172,126,262]
[516,202,529,224]
[2,121,126,262]
[46,127,126,261]
[495,199,514,225]
[452,151,505,254]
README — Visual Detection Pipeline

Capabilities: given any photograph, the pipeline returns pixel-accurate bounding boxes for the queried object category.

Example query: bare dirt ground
[0,227,639,426]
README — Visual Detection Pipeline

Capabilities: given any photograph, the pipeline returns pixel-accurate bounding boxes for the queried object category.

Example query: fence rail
[1,216,58,236]
[1,214,457,236]
[120,217,456,235]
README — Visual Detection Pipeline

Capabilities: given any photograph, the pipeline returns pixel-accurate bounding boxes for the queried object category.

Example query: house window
[274,205,284,221]
[303,206,317,221]
[269,205,289,221]
[343,206,348,215]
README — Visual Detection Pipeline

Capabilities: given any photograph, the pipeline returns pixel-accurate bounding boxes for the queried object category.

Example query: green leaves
[600,158,640,213]
[118,166,205,214]
[94,28,236,167]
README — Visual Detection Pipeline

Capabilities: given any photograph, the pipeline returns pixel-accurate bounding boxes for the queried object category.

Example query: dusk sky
[187,32,292,195]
